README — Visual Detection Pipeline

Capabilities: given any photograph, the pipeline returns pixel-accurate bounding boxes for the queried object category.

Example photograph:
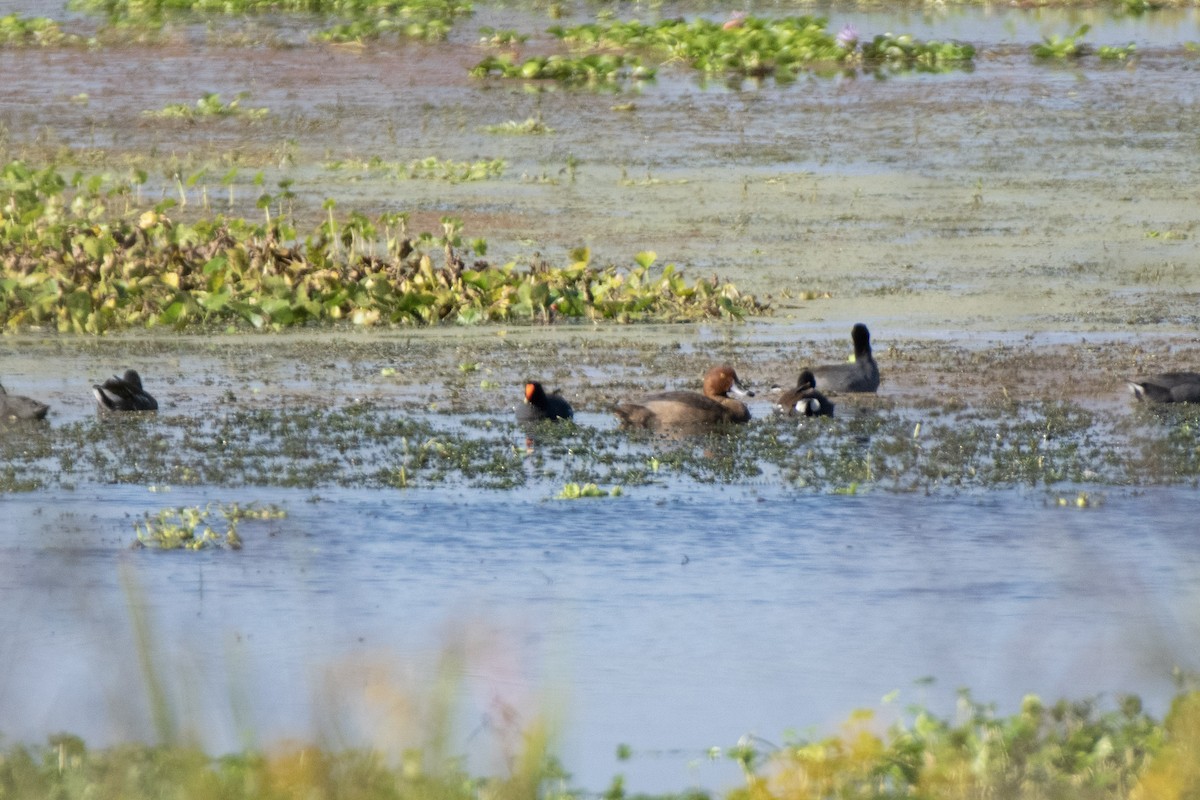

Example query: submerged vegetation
[324,155,508,182]
[0,375,1198,494]
[1032,24,1093,58]
[0,161,763,332]
[470,52,656,84]
[143,92,269,120]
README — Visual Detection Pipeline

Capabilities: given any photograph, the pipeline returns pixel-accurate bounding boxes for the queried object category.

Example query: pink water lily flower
[836,23,859,49]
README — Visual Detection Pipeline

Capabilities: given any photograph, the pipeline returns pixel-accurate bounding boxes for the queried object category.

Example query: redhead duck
[93,369,158,412]
[1128,372,1200,403]
[808,323,880,393]
[517,381,574,422]
[775,370,834,417]
[614,364,752,430]
[0,382,49,421]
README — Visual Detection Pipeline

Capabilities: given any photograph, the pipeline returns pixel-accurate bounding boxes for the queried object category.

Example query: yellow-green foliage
[557,482,622,498]
[0,690,1199,799]
[0,738,560,800]
[134,502,285,550]
[1131,691,1200,800]
[540,16,974,80]
[0,13,83,46]
[731,692,1166,800]
[143,92,269,120]
[0,161,764,332]
[68,0,474,31]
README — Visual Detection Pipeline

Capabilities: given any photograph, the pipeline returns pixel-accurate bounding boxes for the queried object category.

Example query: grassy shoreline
[3,688,1199,799]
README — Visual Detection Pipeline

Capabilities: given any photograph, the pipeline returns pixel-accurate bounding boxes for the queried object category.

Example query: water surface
[3,0,1200,791]
[2,480,1198,791]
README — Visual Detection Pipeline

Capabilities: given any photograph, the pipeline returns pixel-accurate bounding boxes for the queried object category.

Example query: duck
[774,370,834,417]
[0,382,49,422]
[614,364,752,431]
[93,369,158,412]
[516,381,574,422]
[808,323,880,393]
[1127,371,1200,404]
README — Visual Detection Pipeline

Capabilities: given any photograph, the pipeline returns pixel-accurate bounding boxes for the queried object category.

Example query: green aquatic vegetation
[325,156,506,182]
[68,0,473,29]
[1127,405,1200,482]
[1119,0,1157,14]
[1032,24,1092,59]
[556,482,622,498]
[0,688,1197,799]
[407,156,506,181]
[732,691,1165,800]
[313,16,452,42]
[549,15,842,79]
[860,33,976,72]
[2,346,1198,496]
[478,26,528,46]
[0,161,762,332]
[134,502,285,550]
[470,53,655,84]
[0,13,84,46]
[1098,42,1137,60]
[543,16,974,80]
[143,92,269,120]
[484,117,555,135]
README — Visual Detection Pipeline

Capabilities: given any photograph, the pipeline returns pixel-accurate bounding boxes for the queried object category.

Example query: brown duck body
[615,365,751,431]
[0,383,49,421]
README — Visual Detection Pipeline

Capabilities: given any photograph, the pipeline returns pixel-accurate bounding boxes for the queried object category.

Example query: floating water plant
[556,482,621,498]
[1098,42,1137,61]
[470,53,654,84]
[406,156,506,181]
[860,33,976,72]
[1032,25,1091,59]
[0,13,83,46]
[478,26,527,46]
[143,92,269,120]
[540,15,974,81]
[313,17,452,43]
[68,0,473,30]
[484,117,554,135]
[134,502,285,550]
[324,156,506,182]
[0,161,763,332]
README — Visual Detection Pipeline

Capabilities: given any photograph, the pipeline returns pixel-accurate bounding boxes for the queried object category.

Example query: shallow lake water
[4,480,1200,791]
[2,0,1200,792]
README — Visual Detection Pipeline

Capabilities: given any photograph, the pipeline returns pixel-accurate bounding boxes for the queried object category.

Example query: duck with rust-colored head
[775,370,834,418]
[1127,371,1200,404]
[93,369,158,412]
[808,323,880,394]
[0,382,49,422]
[516,381,574,422]
[614,364,753,431]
